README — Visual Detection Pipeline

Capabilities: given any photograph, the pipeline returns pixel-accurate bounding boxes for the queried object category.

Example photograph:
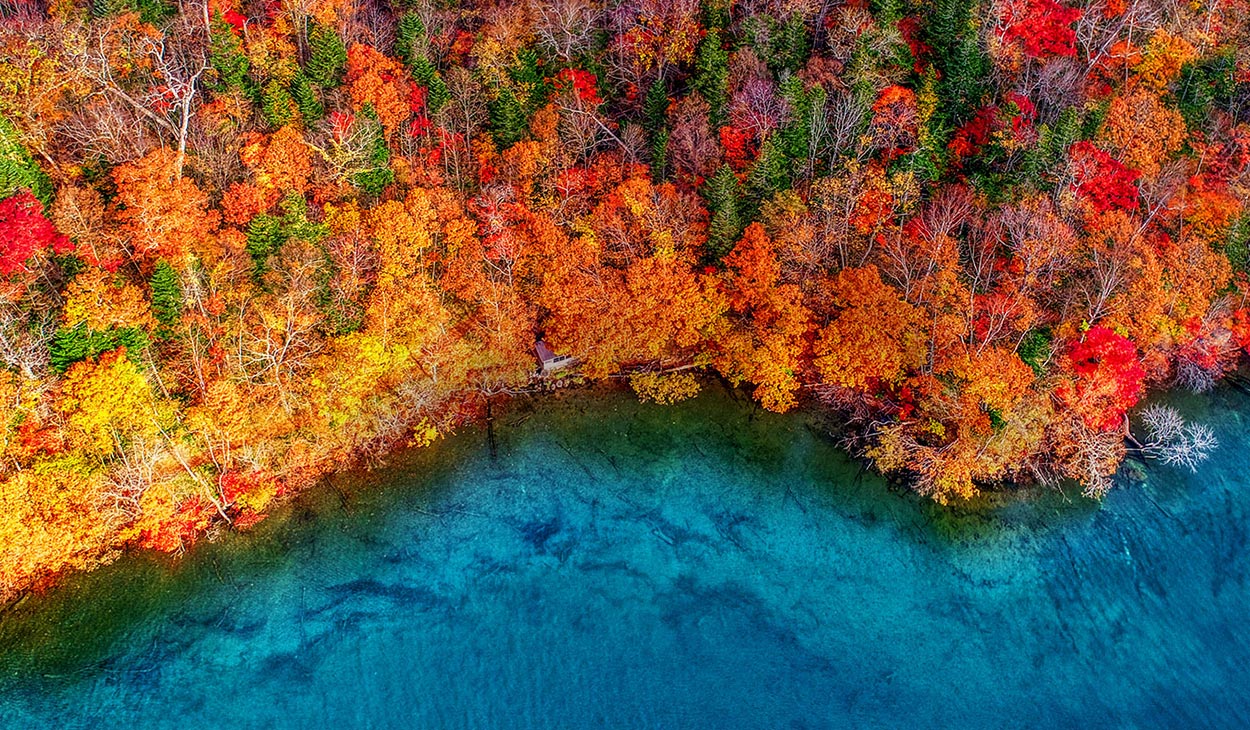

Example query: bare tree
[531,0,601,63]
[1136,404,1218,471]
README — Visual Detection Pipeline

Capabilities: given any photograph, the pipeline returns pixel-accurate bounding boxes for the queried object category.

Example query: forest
[0,0,1247,601]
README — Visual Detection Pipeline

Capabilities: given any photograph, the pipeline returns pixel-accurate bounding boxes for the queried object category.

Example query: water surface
[1,384,1246,728]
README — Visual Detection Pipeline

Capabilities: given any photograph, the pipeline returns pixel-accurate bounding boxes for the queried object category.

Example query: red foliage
[223,9,246,33]
[556,68,602,105]
[328,111,355,143]
[0,191,72,276]
[896,17,931,73]
[1070,142,1140,213]
[139,497,214,553]
[948,107,1000,164]
[1062,326,1146,431]
[408,83,432,138]
[1000,0,1083,60]
[719,125,755,171]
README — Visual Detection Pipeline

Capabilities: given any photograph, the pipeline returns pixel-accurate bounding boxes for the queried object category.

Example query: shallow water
[0,383,1246,729]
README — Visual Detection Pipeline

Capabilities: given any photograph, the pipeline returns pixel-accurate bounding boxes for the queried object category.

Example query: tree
[58,348,159,455]
[0,114,53,205]
[150,260,182,337]
[207,10,252,93]
[306,23,347,88]
[112,150,219,266]
[0,190,71,276]
[814,265,928,391]
[1057,326,1145,432]
[704,164,743,261]
[692,28,729,126]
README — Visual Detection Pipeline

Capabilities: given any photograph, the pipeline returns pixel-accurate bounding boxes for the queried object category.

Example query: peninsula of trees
[1,0,1247,600]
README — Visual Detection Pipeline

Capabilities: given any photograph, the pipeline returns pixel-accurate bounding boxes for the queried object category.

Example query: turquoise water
[0,384,1247,729]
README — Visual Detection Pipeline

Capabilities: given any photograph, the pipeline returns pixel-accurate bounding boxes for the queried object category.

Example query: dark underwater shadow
[0,378,1229,688]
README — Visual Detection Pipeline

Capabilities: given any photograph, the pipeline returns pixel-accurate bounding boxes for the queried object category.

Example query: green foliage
[396,13,449,113]
[246,214,286,277]
[704,164,744,261]
[1024,107,1080,187]
[1224,214,1250,275]
[0,114,54,206]
[208,12,252,93]
[1176,54,1238,130]
[746,135,789,203]
[643,78,670,180]
[650,129,670,183]
[412,56,450,115]
[488,86,528,149]
[306,23,347,88]
[245,196,330,279]
[923,0,991,126]
[701,0,732,29]
[290,72,324,124]
[149,260,182,337]
[693,29,730,128]
[1081,99,1111,140]
[1017,329,1053,376]
[92,0,174,24]
[778,76,814,167]
[763,15,810,75]
[351,111,394,197]
[51,323,150,374]
[261,80,296,129]
[394,12,424,66]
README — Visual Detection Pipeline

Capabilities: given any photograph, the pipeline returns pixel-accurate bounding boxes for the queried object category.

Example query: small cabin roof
[535,340,560,363]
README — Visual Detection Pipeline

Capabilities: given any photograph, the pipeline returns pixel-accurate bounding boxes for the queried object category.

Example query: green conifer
[306,23,347,88]
[149,260,183,337]
[261,80,296,129]
[692,29,730,127]
[704,164,743,261]
[290,71,324,124]
[489,87,528,149]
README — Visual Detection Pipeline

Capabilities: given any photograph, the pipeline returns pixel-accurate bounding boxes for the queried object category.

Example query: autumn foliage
[0,0,1248,600]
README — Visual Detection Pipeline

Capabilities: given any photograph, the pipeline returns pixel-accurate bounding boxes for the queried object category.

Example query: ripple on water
[0,382,1247,729]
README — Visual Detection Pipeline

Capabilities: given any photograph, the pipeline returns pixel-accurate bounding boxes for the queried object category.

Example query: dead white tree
[1134,404,1218,472]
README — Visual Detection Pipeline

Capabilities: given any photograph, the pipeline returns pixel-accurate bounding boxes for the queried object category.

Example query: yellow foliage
[0,461,122,602]
[1134,30,1196,91]
[58,350,157,455]
[62,268,156,332]
[629,371,702,405]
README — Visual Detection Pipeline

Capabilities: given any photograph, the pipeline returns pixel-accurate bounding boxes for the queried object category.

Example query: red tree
[0,191,72,275]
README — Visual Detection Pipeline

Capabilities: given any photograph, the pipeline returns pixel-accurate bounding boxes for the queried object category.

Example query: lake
[1,383,1246,729]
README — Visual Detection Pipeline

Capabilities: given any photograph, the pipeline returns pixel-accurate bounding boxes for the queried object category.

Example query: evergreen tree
[412,55,450,114]
[643,78,670,181]
[351,111,394,197]
[149,260,182,337]
[290,71,324,124]
[908,68,948,182]
[1023,106,1079,186]
[489,87,528,149]
[306,23,347,88]
[0,114,54,206]
[924,0,991,126]
[50,323,150,373]
[208,12,251,93]
[704,164,744,261]
[693,29,730,128]
[746,135,789,202]
[778,76,813,168]
[395,13,450,113]
[261,80,296,128]
[394,12,424,67]
[246,214,286,278]
[769,15,810,75]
